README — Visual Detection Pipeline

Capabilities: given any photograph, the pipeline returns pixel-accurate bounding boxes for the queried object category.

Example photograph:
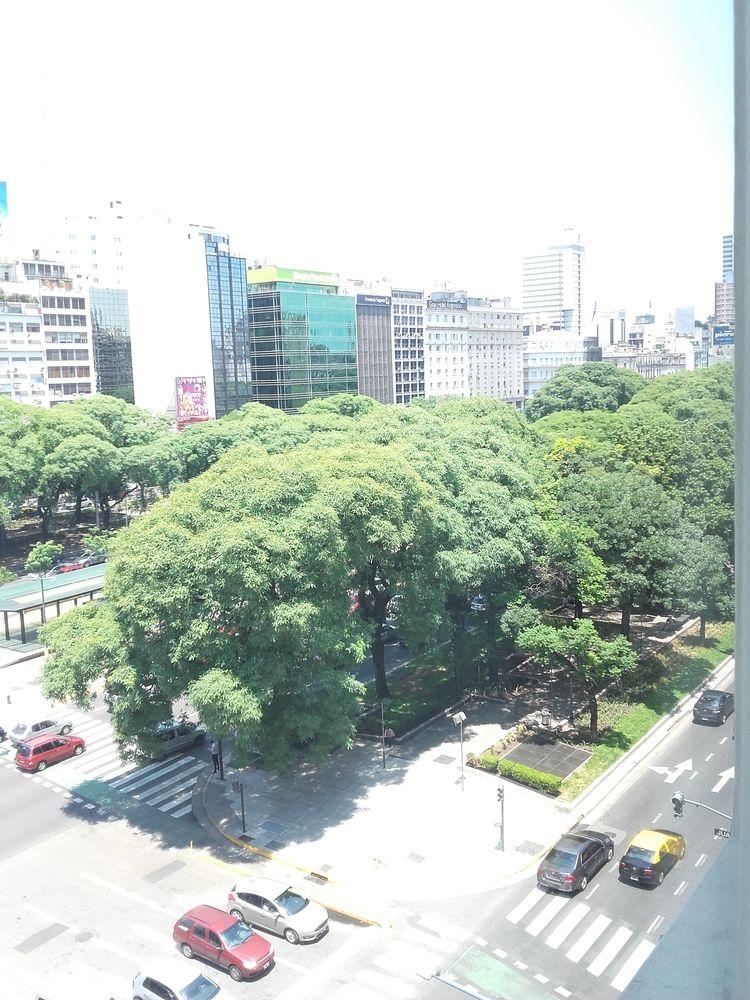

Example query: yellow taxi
[618,828,686,886]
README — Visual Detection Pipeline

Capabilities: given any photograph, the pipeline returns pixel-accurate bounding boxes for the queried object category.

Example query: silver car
[9,717,72,747]
[227,878,329,944]
[133,963,220,1000]
[154,720,206,759]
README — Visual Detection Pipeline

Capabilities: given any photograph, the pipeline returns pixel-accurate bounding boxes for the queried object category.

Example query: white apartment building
[715,280,735,324]
[592,307,627,347]
[0,257,94,406]
[47,199,131,287]
[425,292,524,404]
[723,233,734,281]
[602,346,689,379]
[522,237,585,337]
[523,334,589,400]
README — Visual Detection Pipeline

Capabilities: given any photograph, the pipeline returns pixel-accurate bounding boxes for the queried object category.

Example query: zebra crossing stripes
[565,913,612,963]
[525,894,568,937]
[545,901,590,948]
[610,940,656,992]
[587,925,633,977]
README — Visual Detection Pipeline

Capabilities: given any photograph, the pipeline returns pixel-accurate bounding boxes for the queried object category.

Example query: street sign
[714,827,732,839]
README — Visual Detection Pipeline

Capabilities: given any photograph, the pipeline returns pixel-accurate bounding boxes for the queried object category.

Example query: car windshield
[16,744,30,757]
[545,849,577,870]
[275,889,308,915]
[699,694,721,705]
[181,974,220,1000]
[220,921,254,947]
[12,724,27,735]
[626,846,656,864]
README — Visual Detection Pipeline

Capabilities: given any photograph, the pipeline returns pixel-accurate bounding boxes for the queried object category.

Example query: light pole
[380,698,392,769]
[496,783,505,851]
[39,573,47,625]
[452,711,467,790]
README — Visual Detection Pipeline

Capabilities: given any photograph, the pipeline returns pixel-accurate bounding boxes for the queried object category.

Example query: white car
[9,717,72,747]
[132,963,220,1000]
[227,877,329,944]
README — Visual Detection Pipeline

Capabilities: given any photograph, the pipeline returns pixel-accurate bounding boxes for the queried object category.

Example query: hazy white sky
[2,0,733,317]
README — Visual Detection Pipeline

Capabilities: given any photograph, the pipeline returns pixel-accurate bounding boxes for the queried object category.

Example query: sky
[1,0,734,318]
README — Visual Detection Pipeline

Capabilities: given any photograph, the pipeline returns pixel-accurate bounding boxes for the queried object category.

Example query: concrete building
[522,236,585,337]
[523,334,589,400]
[90,288,133,402]
[246,266,357,412]
[0,255,94,406]
[592,308,627,347]
[715,279,735,324]
[425,291,524,404]
[674,306,696,334]
[723,232,734,281]
[602,346,689,378]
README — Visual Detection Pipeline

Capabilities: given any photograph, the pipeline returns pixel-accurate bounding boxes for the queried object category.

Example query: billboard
[713,325,734,346]
[356,294,391,307]
[247,265,339,287]
[175,376,210,430]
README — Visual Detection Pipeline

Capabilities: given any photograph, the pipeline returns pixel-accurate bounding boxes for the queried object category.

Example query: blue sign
[713,325,734,345]
[357,294,391,307]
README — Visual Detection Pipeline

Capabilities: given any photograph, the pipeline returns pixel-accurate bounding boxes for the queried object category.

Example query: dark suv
[537,829,615,893]
[693,689,734,725]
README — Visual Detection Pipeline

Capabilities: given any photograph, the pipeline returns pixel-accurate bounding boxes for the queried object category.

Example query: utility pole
[496,784,505,851]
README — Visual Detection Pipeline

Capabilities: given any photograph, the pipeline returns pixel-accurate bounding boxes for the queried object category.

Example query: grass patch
[559,620,734,801]
[470,750,561,795]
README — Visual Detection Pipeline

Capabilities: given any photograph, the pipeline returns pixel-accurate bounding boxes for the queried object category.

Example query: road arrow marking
[712,766,734,794]
[648,758,694,784]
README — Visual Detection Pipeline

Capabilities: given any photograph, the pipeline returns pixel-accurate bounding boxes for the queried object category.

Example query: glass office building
[90,287,134,401]
[203,232,253,418]
[247,266,358,411]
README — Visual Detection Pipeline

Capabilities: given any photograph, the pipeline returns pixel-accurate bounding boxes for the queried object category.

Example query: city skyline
[1,0,733,318]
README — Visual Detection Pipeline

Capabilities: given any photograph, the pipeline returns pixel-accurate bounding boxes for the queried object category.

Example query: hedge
[470,750,562,796]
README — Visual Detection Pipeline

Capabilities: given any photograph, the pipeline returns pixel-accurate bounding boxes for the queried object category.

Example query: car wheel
[60,724,72,735]
[720,714,726,725]
[181,943,194,959]
[679,843,686,859]
[73,745,84,756]
[579,875,588,892]
[284,927,300,944]
[193,734,205,747]
[37,760,47,772]
[657,871,665,885]
[606,846,614,861]
[229,909,244,922]
[229,965,244,982]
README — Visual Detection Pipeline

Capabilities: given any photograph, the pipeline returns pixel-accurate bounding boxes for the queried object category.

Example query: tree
[26,540,64,625]
[519,618,636,737]
[539,521,608,618]
[667,526,734,640]
[526,363,646,422]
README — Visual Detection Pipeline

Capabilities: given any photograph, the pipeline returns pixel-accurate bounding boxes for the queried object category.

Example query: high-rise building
[203,232,252,418]
[90,288,134,402]
[674,306,696,334]
[0,255,94,406]
[715,280,735,325]
[723,233,734,281]
[522,236,585,337]
[392,288,426,405]
[353,290,394,403]
[246,266,358,412]
[592,308,627,347]
[424,291,524,404]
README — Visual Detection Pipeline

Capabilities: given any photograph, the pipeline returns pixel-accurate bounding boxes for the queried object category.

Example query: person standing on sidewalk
[210,739,220,774]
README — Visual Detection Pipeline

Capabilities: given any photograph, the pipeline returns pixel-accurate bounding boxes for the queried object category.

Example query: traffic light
[672,792,685,818]
[497,784,505,802]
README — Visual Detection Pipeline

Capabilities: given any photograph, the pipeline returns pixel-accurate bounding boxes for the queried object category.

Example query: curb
[192,771,387,928]
[0,647,45,671]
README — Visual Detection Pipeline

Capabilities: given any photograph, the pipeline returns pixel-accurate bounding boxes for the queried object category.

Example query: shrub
[496,758,562,796]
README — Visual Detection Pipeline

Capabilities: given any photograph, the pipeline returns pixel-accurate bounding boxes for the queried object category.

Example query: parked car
[48,560,86,576]
[81,551,107,567]
[537,829,615,893]
[227,877,329,944]
[470,595,487,613]
[15,733,85,772]
[154,720,206,759]
[693,689,734,725]
[9,717,73,747]
[0,724,6,742]
[376,622,407,648]
[133,962,220,1000]
[618,828,685,886]
[173,905,274,983]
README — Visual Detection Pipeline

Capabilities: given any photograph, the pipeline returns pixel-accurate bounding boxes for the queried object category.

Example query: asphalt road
[0,762,85,863]
[354,640,412,683]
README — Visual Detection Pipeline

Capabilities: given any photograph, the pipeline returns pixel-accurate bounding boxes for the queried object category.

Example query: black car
[376,623,407,648]
[537,829,615,893]
[0,725,6,742]
[693,689,734,724]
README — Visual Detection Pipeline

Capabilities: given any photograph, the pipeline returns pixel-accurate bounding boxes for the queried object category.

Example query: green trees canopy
[526,363,646,421]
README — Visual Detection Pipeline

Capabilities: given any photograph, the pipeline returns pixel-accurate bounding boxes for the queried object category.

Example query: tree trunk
[74,494,82,523]
[372,637,390,700]
[587,686,599,739]
[620,599,631,638]
[486,603,499,687]
[700,613,707,641]
[0,522,6,557]
[100,499,111,530]
[574,597,583,619]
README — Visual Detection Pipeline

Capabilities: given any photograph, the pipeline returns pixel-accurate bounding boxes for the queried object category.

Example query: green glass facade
[204,233,252,418]
[247,278,358,411]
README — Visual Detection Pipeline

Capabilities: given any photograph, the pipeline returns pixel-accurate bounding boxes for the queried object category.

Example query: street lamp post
[39,573,47,625]
[217,738,225,781]
[452,711,467,790]
[496,783,505,851]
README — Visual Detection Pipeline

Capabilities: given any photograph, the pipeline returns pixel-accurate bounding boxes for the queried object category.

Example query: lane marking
[507,887,545,925]
[587,926,633,977]
[534,973,549,984]
[474,936,488,947]
[608,863,619,874]
[651,812,662,824]
[647,915,664,935]
[109,757,182,787]
[720,737,728,745]
[689,771,698,780]
[584,884,600,900]
[546,903,590,950]
[673,880,688,896]
[526,895,569,937]
[514,960,528,971]
[694,853,706,868]
[116,756,197,793]
[565,914,612,963]
[705,753,714,762]
[610,939,656,992]
[555,989,572,999]
[493,947,507,959]
[711,767,734,794]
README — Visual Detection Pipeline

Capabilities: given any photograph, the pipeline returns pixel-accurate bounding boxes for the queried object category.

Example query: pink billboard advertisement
[175,376,210,430]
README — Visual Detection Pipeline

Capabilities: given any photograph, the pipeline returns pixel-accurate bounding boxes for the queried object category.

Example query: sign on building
[175,376,210,430]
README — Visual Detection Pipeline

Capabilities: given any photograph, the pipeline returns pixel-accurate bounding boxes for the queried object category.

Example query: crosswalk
[505,884,656,993]
[1,710,208,820]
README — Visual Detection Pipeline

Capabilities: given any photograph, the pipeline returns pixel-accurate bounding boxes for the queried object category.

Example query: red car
[173,905,274,983]
[14,733,85,772]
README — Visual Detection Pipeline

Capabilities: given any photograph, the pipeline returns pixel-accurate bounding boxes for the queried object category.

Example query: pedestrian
[210,739,220,774]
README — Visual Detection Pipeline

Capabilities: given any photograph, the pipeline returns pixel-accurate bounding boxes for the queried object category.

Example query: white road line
[173,803,194,818]
[546,903,590,950]
[565,914,612,963]
[417,914,472,942]
[584,884,600,900]
[69,719,110,736]
[695,853,706,867]
[526,895,569,937]
[705,753,714,761]
[610,940,656,992]
[114,756,194,792]
[159,790,194,813]
[587,926,633,977]
[109,757,176,787]
[673,880,688,896]
[474,936,488,947]
[514,960,528,971]
[507,887,545,925]
[534,973,549,984]
[651,812,662,823]
[647,915,664,935]
[143,765,205,804]
[493,948,507,959]
[689,771,698,780]
[720,737,728,745]
[554,988,572,999]
[133,761,204,801]
[608,863,619,874]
